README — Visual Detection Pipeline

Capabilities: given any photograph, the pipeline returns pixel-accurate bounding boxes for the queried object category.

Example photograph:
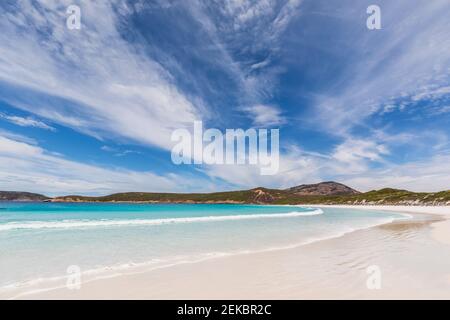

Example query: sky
[0,0,449,196]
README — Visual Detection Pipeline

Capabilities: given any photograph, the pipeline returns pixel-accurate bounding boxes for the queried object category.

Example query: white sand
[307,205,450,246]
[6,205,450,300]
[306,205,450,216]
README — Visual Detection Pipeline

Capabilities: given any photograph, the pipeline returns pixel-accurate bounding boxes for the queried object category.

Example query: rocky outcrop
[286,181,360,196]
[0,191,49,202]
[250,188,275,203]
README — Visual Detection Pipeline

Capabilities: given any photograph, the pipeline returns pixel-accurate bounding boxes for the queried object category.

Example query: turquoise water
[0,202,408,291]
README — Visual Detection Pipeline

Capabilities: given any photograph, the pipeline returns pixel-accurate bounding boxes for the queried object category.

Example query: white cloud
[0,1,202,151]
[0,1,301,146]
[203,136,450,193]
[341,153,450,192]
[331,139,389,173]
[203,147,321,189]
[1,0,448,194]
[200,134,438,193]
[0,129,38,145]
[187,0,301,118]
[0,129,447,194]
[0,114,55,131]
[244,104,285,126]
[220,0,301,40]
[101,145,141,157]
[101,145,117,153]
[0,134,212,196]
[250,58,271,70]
[313,0,450,134]
[430,105,450,115]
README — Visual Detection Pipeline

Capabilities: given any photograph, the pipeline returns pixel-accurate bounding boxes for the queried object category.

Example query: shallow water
[0,202,408,293]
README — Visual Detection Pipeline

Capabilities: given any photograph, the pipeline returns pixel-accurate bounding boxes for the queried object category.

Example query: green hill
[0,191,49,202]
[3,182,448,205]
[50,183,450,205]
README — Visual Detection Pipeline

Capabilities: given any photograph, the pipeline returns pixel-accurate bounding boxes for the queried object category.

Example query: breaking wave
[0,209,323,231]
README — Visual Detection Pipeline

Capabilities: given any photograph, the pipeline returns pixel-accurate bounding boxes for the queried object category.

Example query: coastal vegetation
[3,181,446,205]
[0,191,49,202]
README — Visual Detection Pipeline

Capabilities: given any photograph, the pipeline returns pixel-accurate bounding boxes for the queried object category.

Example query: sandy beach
[2,0,449,304]
[4,205,449,300]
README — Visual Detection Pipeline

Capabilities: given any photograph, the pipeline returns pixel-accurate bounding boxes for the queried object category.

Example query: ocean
[0,202,409,295]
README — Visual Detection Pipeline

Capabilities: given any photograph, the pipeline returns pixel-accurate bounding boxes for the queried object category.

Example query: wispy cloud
[101,145,142,157]
[340,153,450,192]
[0,113,55,131]
[311,0,450,135]
[244,104,285,126]
[202,133,450,192]
[331,139,389,172]
[0,1,301,145]
[1,0,448,193]
[0,133,213,196]
[0,1,202,151]
[186,0,302,118]
[203,147,322,189]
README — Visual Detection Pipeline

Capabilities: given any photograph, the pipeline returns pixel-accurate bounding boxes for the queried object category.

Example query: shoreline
[305,204,450,217]
[0,206,394,299]
[307,205,450,247]
[5,199,450,207]
[4,205,450,300]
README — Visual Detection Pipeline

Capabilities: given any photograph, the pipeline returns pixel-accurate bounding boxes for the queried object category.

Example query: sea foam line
[2,214,403,299]
[0,209,323,231]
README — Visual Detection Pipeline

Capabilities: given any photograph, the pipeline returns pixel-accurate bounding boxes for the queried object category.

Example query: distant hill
[275,188,450,205]
[51,188,284,204]
[0,191,49,202]
[2,182,449,205]
[49,182,450,206]
[286,181,360,196]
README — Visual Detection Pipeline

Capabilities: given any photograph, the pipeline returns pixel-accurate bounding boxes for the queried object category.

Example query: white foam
[1,214,401,299]
[0,209,323,231]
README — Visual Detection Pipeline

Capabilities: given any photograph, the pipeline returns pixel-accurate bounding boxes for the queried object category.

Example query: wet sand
[8,206,450,300]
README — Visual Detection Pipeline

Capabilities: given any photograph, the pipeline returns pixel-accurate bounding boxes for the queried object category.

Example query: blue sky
[0,0,449,196]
